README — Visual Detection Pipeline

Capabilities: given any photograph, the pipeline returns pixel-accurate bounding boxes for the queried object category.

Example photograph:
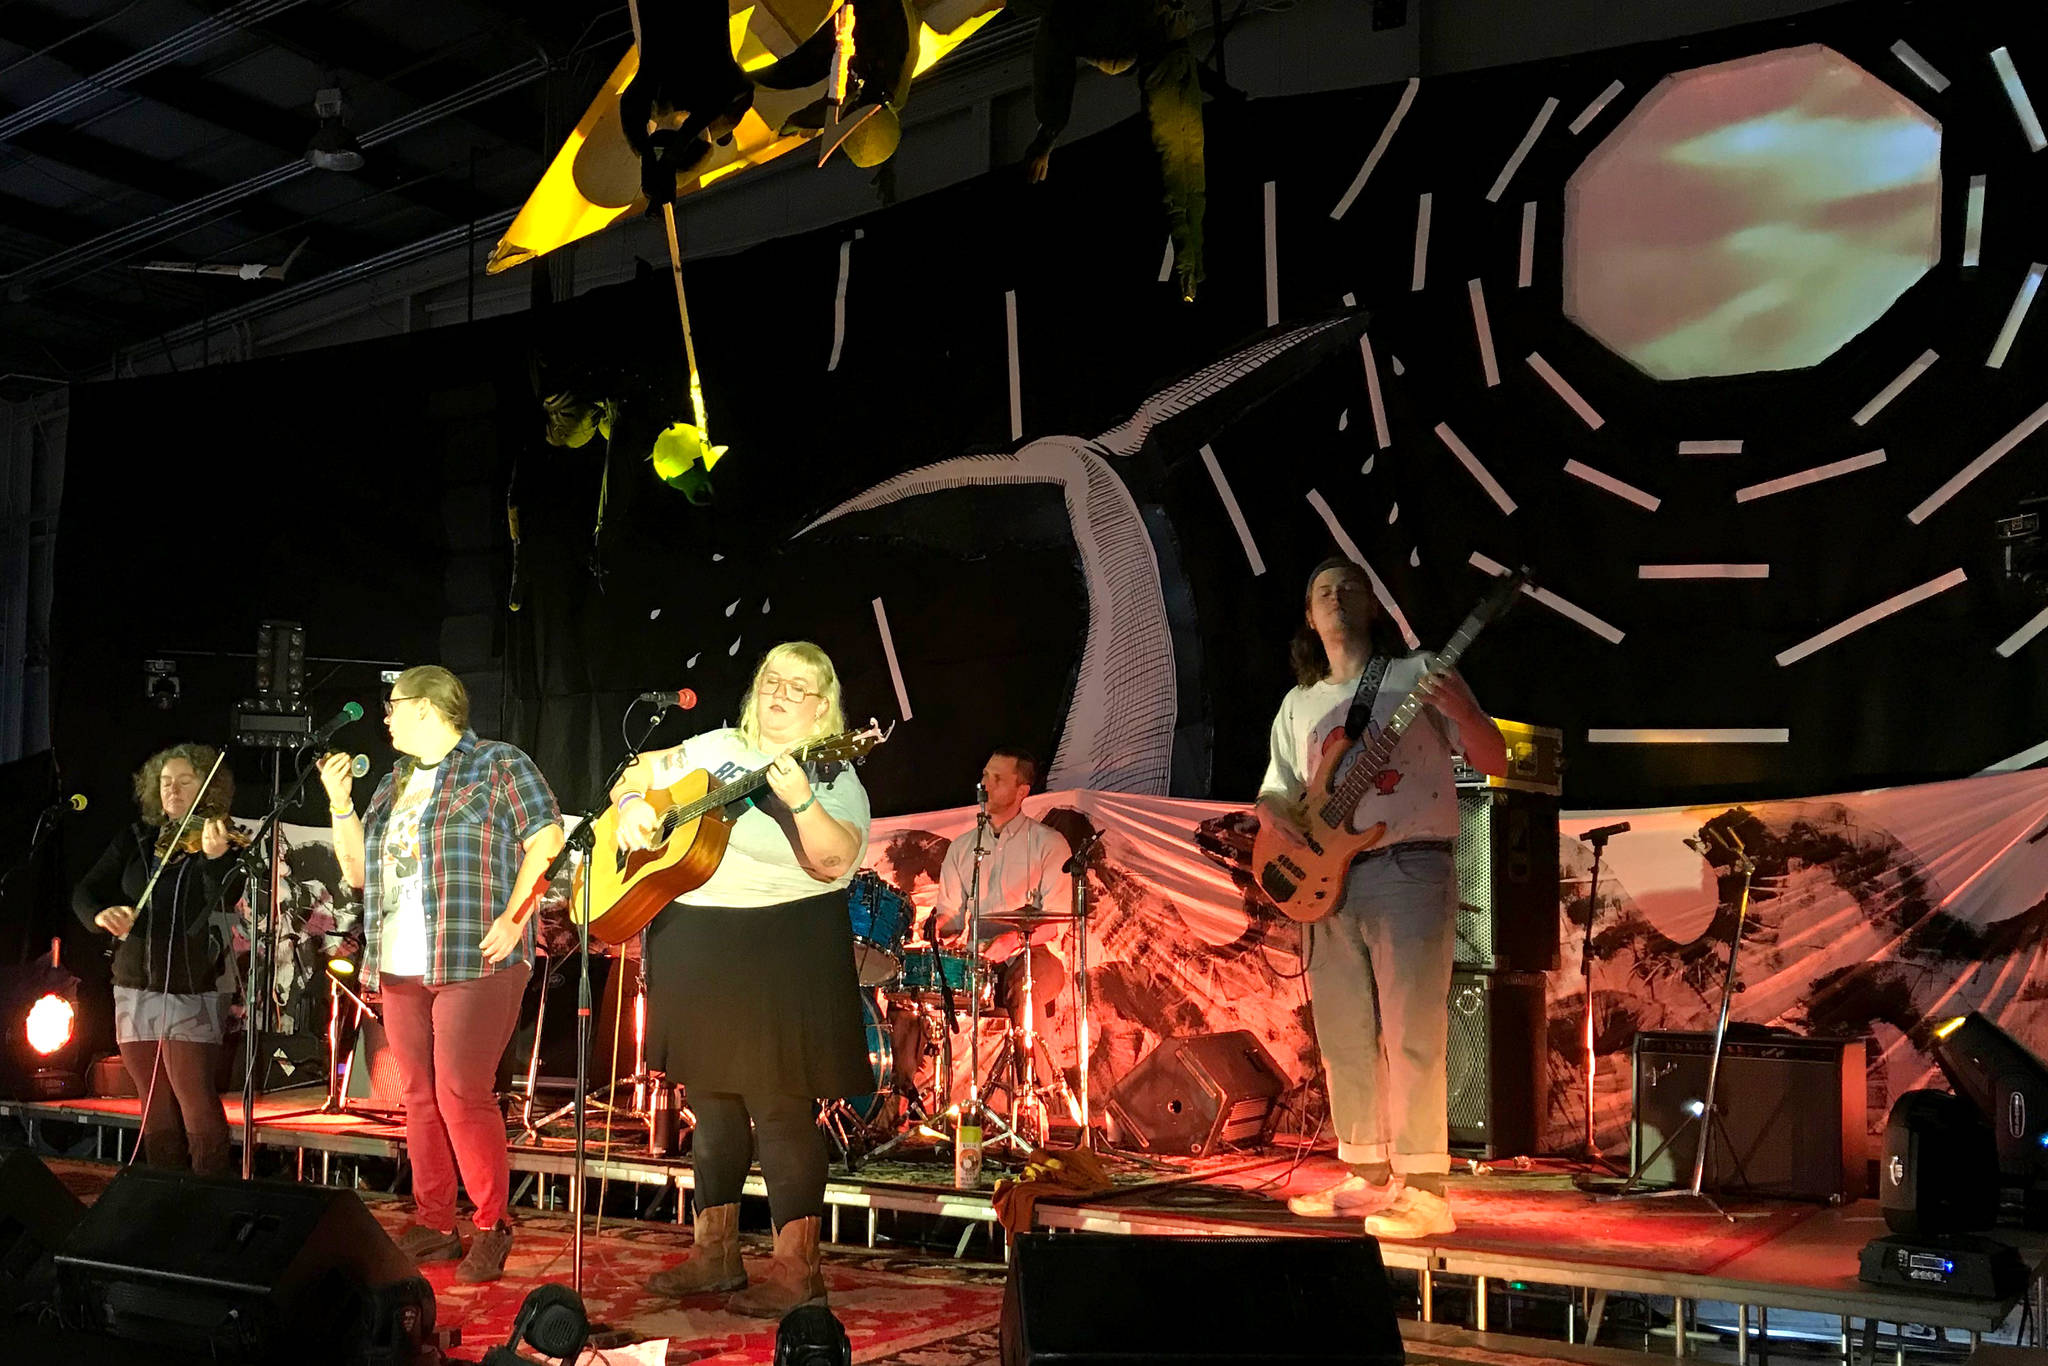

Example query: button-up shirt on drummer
[349,731,561,990]
[931,814,1072,944]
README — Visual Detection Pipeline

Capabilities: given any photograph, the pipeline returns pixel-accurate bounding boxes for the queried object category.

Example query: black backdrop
[53,0,2048,845]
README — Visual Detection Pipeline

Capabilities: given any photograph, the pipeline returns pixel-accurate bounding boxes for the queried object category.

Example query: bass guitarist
[610,640,873,1317]
[1257,556,1505,1238]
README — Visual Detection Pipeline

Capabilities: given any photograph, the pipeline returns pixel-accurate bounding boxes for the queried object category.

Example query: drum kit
[825,870,1094,1164]
[510,841,1102,1171]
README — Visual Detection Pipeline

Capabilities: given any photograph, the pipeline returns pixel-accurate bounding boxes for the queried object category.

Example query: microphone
[1581,821,1631,843]
[44,793,88,815]
[306,701,364,748]
[636,688,699,710]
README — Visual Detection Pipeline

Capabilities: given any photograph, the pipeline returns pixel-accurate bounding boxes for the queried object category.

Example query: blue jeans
[1305,846,1457,1175]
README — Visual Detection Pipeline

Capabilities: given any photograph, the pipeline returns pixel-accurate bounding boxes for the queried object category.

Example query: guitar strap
[1341,652,1393,742]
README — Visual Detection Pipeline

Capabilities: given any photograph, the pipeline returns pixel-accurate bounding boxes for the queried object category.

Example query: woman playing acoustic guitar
[613,640,872,1319]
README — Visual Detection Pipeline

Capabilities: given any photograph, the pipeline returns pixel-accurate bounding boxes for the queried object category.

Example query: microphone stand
[1604,828,1756,1220]
[528,710,667,1297]
[963,783,992,1162]
[1577,824,1628,1177]
[235,747,329,1178]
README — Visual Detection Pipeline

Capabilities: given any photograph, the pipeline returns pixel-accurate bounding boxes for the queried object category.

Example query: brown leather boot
[726,1215,827,1318]
[645,1202,747,1297]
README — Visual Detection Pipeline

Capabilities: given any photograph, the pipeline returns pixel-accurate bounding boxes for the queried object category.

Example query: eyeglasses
[383,694,419,717]
[758,673,817,702]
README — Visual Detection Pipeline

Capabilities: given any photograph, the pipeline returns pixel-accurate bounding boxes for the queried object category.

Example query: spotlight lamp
[1930,1011,2048,1226]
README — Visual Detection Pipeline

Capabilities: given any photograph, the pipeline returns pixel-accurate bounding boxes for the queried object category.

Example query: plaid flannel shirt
[354,731,561,989]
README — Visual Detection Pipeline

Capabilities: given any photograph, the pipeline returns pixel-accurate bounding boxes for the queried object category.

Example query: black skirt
[643,887,873,1100]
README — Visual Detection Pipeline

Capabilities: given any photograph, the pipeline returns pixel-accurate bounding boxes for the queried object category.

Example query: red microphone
[637,688,699,710]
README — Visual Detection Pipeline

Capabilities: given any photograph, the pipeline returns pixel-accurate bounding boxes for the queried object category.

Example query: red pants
[118,1039,229,1175]
[381,965,527,1231]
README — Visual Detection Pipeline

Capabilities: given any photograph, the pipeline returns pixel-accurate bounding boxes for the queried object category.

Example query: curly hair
[133,743,234,827]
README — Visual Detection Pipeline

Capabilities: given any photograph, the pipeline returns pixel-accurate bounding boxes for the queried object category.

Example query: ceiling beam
[0,4,506,226]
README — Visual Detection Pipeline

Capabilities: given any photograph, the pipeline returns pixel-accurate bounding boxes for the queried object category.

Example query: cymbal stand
[519,932,658,1142]
[962,783,992,1150]
[1603,827,1757,1221]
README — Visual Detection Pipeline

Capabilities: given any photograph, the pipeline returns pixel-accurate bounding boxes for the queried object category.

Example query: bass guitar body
[577,770,733,945]
[1251,727,1392,923]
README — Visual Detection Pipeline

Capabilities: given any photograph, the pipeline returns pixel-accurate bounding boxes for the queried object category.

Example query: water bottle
[954,1109,984,1189]
[647,1072,677,1157]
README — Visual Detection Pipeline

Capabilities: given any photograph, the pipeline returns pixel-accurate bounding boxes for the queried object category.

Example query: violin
[154,785,254,861]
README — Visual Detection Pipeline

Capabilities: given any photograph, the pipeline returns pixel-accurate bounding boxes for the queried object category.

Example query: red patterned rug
[46,1162,1006,1365]
[386,1209,1006,1365]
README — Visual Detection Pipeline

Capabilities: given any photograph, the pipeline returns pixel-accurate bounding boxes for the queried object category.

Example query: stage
[8,1091,2048,1364]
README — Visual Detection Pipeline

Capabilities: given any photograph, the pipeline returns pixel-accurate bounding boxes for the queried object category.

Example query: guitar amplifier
[1453,786,1560,971]
[1632,1030,1868,1202]
[1448,969,1545,1158]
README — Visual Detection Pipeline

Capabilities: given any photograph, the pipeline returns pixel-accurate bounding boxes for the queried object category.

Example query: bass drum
[840,990,893,1125]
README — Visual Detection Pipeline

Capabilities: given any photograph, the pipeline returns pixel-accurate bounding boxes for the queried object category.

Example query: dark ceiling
[0,0,637,389]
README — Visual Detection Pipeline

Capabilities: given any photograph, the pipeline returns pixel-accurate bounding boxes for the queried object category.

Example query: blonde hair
[392,665,470,732]
[134,743,234,827]
[737,642,845,750]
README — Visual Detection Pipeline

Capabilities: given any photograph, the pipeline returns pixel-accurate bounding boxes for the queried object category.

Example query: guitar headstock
[798,720,894,766]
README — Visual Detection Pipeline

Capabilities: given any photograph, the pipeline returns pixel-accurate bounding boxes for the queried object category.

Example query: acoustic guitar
[1251,571,1526,923]
[575,722,891,945]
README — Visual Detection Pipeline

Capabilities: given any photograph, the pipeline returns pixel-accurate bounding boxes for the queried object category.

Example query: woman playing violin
[73,743,244,1175]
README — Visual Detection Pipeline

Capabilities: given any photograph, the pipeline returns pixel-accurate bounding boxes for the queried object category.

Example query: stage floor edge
[7,1092,2047,1350]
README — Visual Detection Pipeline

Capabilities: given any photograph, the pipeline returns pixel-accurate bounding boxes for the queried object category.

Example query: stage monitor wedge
[1001,1233,1404,1366]
[55,1167,433,1366]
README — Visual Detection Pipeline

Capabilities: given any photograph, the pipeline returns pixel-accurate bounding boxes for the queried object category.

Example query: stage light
[25,994,73,1056]
[326,956,356,978]
[776,1304,852,1366]
[482,1283,588,1366]
[1930,1011,2048,1225]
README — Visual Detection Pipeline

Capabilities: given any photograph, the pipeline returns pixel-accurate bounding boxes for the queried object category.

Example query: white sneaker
[1364,1186,1456,1239]
[1285,1173,1398,1218]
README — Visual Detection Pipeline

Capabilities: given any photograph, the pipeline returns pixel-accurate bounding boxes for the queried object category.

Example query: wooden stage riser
[4,1097,2037,1360]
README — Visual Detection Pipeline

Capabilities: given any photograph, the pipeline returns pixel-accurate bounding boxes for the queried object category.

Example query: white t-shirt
[1259,654,1464,847]
[379,762,439,976]
[644,728,871,908]
[932,813,1072,942]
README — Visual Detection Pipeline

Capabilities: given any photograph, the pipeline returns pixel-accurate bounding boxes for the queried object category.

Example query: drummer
[928,747,1073,1028]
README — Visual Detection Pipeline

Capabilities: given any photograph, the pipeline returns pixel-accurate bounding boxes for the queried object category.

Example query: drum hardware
[518,933,671,1146]
[818,990,893,1170]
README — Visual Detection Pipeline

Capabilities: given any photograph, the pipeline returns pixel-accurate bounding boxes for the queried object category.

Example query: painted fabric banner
[862,768,2048,1156]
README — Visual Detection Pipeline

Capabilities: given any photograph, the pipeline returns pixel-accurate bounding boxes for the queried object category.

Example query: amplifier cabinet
[1631,1031,1867,1203]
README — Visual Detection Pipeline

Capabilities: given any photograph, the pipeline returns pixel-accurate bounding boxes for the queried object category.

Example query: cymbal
[980,907,1077,926]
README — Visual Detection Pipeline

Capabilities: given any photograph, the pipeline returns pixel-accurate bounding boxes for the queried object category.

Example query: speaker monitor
[1454,787,1559,972]
[1881,1089,1999,1237]
[1001,1233,1404,1366]
[1104,1032,1287,1157]
[0,1149,85,1309]
[1447,969,1545,1158]
[1632,1030,1867,1203]
[55,1166,434,1366]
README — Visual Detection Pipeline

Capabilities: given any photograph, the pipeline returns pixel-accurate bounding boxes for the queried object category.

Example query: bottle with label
[954,1108,984,1189]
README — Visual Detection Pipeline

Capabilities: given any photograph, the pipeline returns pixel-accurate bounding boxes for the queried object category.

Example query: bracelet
[617,791,648,811]
[330,805,356,820]
[789,793,817,816]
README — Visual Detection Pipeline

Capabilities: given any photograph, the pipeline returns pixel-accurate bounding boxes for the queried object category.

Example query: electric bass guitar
[1251,570,1527,923]
[575,722,892,945]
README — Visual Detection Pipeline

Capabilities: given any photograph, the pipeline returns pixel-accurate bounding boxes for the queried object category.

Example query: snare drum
[846,871,911,986]
[890,947,993,1011]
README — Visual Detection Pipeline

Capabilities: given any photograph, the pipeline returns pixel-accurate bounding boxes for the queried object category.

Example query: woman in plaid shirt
[320,666,564,1283]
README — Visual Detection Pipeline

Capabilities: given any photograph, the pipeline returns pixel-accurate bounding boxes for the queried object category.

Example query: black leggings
[690,1090,827,1227]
